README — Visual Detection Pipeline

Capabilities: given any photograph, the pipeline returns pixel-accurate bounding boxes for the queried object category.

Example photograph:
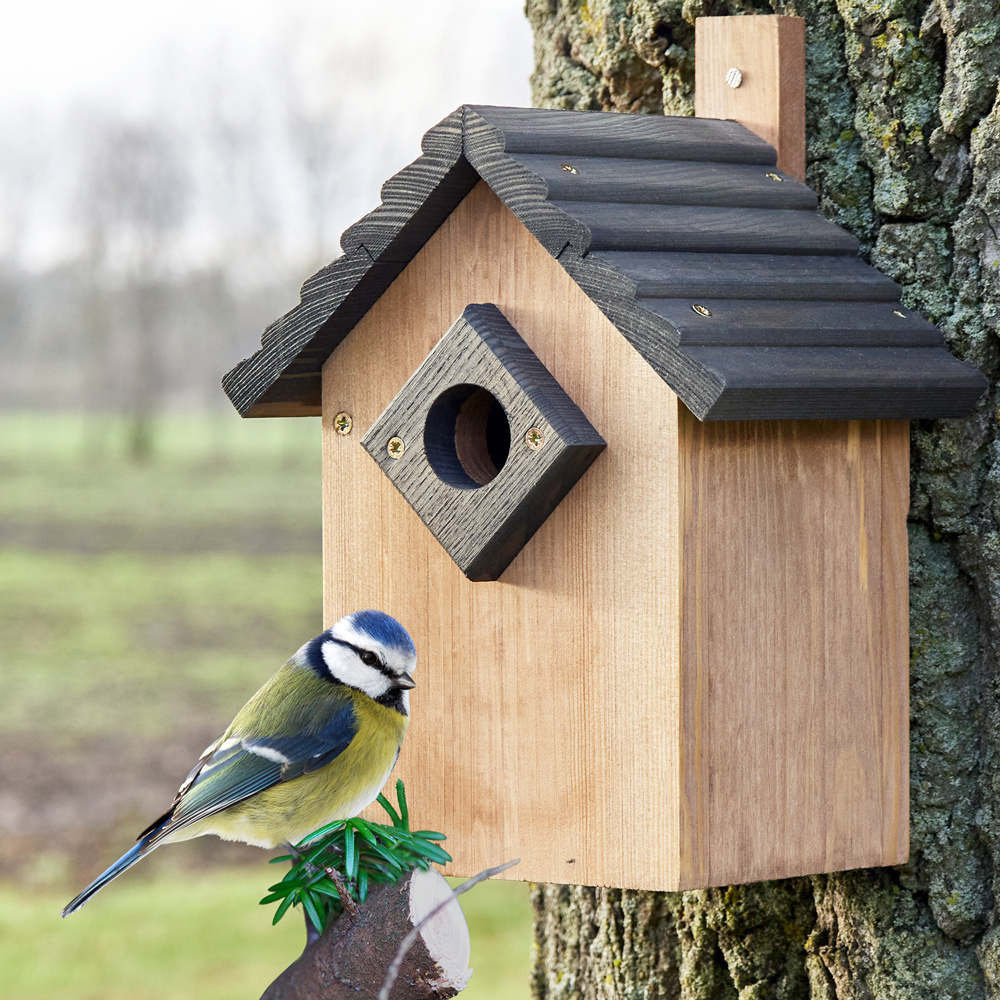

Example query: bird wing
[62,694,359,916]
[140,691,358,844]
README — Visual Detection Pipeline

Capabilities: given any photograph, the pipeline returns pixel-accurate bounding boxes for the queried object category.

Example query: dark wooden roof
[223,105,986,420]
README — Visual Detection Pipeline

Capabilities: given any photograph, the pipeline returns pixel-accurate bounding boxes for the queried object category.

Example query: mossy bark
[526,1,1000,996]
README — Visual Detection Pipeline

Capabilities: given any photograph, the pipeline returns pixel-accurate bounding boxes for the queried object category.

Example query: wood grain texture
[551,202,859,255]
[879,419,910,864]
[592,251,901,301]
[695,16,807,182]
[641,298,944,346]
[677,410,910,887]
[323,181,910,889]
[358,303,605,580]
[679,345,988,419]
[224,104,986,422]
[323,181,683,890]
[467,104,778,163]
[507,154,817,208]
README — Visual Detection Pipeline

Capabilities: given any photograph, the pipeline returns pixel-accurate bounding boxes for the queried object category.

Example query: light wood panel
[321,179,910,889]
[695,16,806,182]
[322,181,682,889]
[678,411,909,887]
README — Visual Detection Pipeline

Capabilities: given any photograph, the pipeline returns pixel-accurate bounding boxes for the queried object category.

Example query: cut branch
[260,867,471,1000]
[379,859,520,1000]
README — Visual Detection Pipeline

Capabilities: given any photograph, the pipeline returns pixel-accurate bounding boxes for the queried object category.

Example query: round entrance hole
[424,384,511,489]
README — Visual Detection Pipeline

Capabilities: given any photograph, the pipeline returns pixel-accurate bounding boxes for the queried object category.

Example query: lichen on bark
[526,0,1000,996]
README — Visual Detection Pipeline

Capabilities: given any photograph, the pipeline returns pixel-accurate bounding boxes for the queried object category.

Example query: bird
[62,609,417,917]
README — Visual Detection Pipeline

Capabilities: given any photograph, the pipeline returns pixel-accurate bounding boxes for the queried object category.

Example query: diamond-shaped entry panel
[360,303,606,581]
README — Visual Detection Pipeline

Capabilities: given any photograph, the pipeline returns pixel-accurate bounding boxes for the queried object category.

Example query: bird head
[303,610,417,709]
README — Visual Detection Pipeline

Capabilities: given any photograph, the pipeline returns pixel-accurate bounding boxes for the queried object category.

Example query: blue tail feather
[61,835,158,917]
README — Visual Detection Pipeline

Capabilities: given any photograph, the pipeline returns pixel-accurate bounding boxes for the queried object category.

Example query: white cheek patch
[322,641,394,700]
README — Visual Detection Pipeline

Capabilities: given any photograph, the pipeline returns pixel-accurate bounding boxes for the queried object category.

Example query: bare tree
[76,116,189,460]
[197,59,280,419]
[280,78,345,270]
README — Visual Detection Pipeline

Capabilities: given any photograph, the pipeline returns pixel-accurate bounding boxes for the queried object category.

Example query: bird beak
[396,672,416,690]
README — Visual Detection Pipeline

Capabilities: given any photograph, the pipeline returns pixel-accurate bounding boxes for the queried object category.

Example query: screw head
[765,171,783,182]
[334,412,353,435]
[691,304,712,317]
[525,427,544,451]
[387,436,405,460]
[561,163,579,174]
[725,67,743,89]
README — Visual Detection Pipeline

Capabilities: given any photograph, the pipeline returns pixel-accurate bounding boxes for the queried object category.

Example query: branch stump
[261,868,471,1000]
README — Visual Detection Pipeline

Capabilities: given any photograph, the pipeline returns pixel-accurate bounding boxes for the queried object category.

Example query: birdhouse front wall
[320,180,909,890]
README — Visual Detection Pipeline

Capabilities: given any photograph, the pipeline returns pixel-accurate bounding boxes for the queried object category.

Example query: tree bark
[261,868,471,1000]
[526,1,1000,997]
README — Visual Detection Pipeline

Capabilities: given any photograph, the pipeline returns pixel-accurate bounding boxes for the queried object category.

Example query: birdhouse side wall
[321,181,685,890]
[676,412,910,888]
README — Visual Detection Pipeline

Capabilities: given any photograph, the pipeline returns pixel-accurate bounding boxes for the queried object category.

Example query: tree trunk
[526,1,1000,997]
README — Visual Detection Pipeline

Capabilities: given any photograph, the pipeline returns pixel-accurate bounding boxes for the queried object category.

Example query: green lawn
[0,411,322,553]
[0,411,532,999]
[0,548,323,737]
[0,872,530,1000]
[2,872,303,1000]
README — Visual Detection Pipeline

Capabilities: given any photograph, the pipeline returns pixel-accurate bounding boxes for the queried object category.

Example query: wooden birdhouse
[223,18,986,891]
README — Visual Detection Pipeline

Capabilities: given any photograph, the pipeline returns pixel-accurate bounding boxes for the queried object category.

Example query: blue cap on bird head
[346,610,417,658]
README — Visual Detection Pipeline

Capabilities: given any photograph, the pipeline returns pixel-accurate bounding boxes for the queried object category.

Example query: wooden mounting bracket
[695,15,806,182]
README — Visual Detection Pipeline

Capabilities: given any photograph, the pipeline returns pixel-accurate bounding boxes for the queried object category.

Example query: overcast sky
[0,0,533,270]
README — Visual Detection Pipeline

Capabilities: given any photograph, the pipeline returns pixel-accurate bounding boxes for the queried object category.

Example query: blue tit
[62,609,416,917]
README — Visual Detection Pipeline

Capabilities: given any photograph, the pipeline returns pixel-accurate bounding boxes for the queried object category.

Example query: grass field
[0,411,532,999]
[0,872,531,1000]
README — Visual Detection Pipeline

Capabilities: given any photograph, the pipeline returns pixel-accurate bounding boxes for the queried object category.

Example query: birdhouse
[224,25,985,891]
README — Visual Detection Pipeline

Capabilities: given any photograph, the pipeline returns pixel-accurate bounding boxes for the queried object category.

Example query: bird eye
[360,650,379,666]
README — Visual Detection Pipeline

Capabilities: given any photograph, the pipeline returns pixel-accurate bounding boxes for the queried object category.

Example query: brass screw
[525,427,544,450]
[387,436,405,460]
[691,304,712,317]
[333,412,353,435]
[561,163,579,174]
[893,309,906,318]
[766,171,783,182]
[725,67,743,89]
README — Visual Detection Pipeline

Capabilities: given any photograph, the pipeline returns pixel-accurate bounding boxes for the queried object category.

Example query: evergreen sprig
[260,780,451,932]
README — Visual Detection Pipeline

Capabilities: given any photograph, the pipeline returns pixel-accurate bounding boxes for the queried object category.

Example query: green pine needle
[259,780,451,933]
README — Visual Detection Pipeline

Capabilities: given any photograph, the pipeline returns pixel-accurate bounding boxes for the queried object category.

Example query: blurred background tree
[525,2,1000,998]
[77,118,190,459]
